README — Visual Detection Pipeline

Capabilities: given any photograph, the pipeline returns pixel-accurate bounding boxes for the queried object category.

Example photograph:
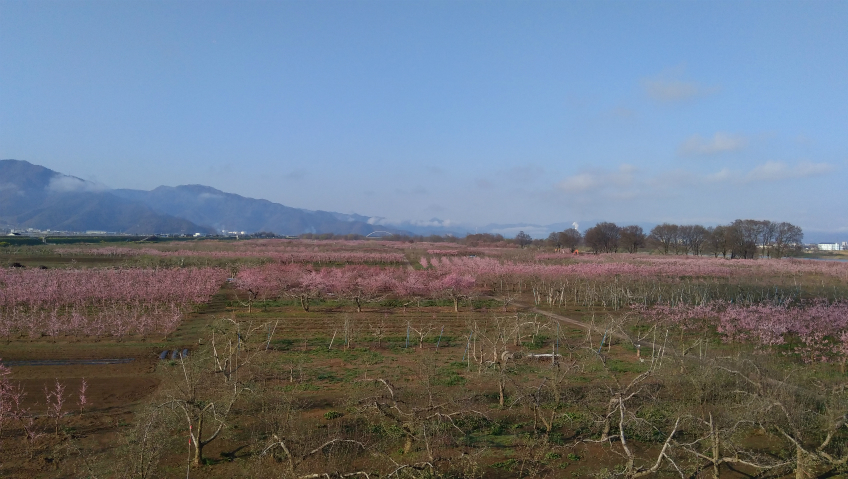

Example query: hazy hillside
[0,160,214,234]
[2,160,406,236]
[111,184,405,236]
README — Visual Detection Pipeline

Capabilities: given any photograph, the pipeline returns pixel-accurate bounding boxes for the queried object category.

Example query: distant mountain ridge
[0,160,212,234]
[111,184,406,236]
[2,159,687,240]
[0,160,405,236]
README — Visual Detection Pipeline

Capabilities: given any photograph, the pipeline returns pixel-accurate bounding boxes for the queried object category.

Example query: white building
[817,243,842,251]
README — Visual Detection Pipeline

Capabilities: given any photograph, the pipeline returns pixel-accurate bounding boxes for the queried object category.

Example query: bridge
[365,231,394,238]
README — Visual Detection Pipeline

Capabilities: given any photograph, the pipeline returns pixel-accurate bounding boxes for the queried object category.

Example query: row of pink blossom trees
[56,246,407,265]
[0,267,227,338]
[234,264,475,312]
[632,299,848,366]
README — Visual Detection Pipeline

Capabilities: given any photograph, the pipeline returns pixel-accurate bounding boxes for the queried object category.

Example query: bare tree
[545,231,561,249]
[679,224,709,256]
[705,225,730,258]
[773,221,804,258]
[712,358,848,478]
[258,390,368,477]
[117,405,177,479]
[161,317,266,467]
[584,222,620,253]
[514,231,533,249]
[357,367,487,462]
[473,316,518,407]
[549,228,582,252]
[758,220,777,257]
[562,228,582,252]
[619,225,646,253]
[649,223,679,255]
[727,219,760,259]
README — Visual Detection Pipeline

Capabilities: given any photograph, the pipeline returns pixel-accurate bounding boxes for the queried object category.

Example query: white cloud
[619,164,638,175]
[378,217,455,228]
[642,66,719,103]
[556,173,599,193]
[744,161,834,182]
[553,161,835,203]
[413,218,453,228]
[684,161,834,185]
[705,168,733,183]
[46,175,106,193]
[795,161,836,177]
[556,164,637,194]
[678,132,747,156]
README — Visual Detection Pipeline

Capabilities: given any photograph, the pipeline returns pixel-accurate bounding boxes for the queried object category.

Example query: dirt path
[515,302,672,358]
[516,302,633,343]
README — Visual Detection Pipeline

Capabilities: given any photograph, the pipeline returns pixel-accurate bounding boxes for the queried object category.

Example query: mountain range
[5,160,837,242]
[0,160,647,239]
[0,160,405,236]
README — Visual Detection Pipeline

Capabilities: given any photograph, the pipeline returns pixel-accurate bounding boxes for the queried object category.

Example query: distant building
[817,243,842,251]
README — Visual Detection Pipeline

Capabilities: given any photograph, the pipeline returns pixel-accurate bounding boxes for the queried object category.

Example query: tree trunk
[711,414,720,479]
[192,416,204,467]
[402,425,414,454]
[193,441,203,467]
[498,369,505,407]
[796,445,809,479]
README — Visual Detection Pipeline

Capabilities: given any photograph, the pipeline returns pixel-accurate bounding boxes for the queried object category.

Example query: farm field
[1,239,847,478]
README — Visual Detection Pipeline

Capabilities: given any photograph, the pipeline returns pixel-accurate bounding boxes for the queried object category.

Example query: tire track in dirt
[515,302,665,353]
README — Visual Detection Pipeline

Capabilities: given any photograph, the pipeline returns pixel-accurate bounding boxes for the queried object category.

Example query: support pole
[597,329,607,355]
[462,332,473,361]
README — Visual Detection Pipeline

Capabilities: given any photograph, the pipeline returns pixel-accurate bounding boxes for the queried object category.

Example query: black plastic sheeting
[159,349,190,360]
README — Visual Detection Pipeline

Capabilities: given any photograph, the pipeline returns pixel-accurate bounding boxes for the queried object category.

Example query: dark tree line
[292,220,803,259]
[546,228,583,252]
[648,219,803,258]
[545,219,803,258]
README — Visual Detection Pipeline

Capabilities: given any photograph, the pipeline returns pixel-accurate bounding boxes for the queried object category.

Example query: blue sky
[1,1,846,239]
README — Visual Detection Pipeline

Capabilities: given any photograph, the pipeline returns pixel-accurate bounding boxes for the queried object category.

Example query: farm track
[521,302,710,361]
[519,302,636,344]
[521,302,816,399]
